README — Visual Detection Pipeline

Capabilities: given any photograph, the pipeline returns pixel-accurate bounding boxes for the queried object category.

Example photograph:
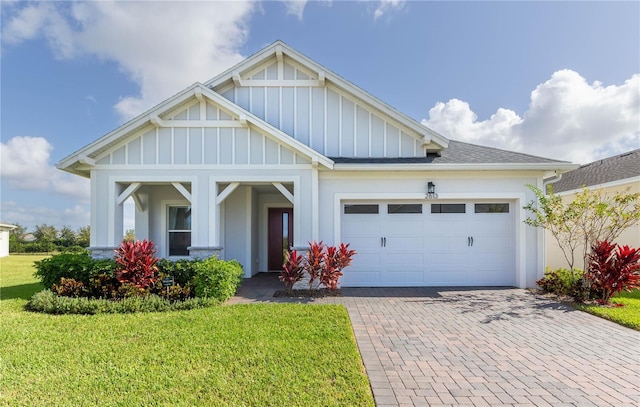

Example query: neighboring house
[58,41,576,288]
[546,149,640,271]
[0,224,16,257]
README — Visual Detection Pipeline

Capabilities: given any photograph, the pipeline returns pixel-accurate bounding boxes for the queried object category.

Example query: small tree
[524,186,582,276]
[525,185,640,279]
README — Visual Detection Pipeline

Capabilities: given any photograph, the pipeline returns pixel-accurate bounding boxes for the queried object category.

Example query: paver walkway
[229,274,640,407]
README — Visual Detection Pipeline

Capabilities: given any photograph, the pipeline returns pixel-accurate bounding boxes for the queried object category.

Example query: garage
[340,201,515,287]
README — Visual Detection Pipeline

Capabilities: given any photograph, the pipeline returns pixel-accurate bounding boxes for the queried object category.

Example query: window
[475,203,509,213]
[431,204,466,214]
[344,204,379,214]
[388,204,422,214]
[168,206,191,256]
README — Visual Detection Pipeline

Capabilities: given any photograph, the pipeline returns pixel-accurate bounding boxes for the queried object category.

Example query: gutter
[330,163,579,172]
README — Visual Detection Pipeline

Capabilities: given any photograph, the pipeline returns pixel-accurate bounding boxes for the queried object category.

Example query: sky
[1,0,639,233]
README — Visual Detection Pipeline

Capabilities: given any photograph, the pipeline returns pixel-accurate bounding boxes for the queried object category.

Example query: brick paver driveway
[230,275,640,407]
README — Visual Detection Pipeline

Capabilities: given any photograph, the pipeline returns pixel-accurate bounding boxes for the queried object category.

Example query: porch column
[311,160,319,241]
[88,176,121,259]
[188,178,221,259]
[111,182,125,247]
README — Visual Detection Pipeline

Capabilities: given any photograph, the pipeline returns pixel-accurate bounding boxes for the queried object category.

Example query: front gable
[59,84,332,176]
[206,41,449,159]
[94,98,310,168]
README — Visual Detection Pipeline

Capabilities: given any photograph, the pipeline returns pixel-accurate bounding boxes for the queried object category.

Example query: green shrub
[61,245,86,253]
[52,278,88,297]
[157,258,199,286]
[537,268,585,297]
[115,282,147,299]
[158,284,193,302]
[26,290,217,314]
[26,290,101,314]
[22,241,57,253]
[193,257,243,301]
[34,251,115,289]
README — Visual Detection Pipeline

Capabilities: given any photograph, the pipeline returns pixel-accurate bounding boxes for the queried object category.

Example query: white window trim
[161,200,192,259]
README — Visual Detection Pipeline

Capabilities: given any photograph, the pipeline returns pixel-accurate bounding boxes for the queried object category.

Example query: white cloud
[281,0,308,21]
[373,0,405,21]
[422,70,640,164]
[0,136,90,200]
[3,1,255,121]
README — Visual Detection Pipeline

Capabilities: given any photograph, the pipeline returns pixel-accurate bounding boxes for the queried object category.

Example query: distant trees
[9,224,92,253]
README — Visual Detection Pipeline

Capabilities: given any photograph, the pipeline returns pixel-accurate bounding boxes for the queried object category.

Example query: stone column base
[88,247,118,259]
[188,246,223,259]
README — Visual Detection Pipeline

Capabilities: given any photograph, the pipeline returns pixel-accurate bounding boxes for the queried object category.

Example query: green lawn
[0,255,374,406]
[577,289,640,330]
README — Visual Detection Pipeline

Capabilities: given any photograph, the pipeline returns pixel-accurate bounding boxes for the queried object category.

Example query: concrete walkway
[229,274,640,407]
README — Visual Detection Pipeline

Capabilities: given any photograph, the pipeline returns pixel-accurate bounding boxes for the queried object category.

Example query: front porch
[88,173,316,278]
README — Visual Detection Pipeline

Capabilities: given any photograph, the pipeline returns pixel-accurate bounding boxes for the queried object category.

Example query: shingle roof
[331,140,568,164]
[551,149,640,193]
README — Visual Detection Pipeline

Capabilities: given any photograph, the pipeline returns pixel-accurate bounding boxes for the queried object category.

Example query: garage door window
[344,204,379,214]
[475,203,509,213]
[388,204,422,214]
[431,204,466,213]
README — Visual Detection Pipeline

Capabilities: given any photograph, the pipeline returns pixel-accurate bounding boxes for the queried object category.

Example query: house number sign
[162,276,174,295]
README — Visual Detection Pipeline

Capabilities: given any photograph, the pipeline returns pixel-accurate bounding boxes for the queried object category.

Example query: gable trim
[57,83,334,176]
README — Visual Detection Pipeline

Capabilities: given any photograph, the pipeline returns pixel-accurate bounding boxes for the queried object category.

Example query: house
[0,223,16,257]
[57,41,576,288]
[546,149,640,271]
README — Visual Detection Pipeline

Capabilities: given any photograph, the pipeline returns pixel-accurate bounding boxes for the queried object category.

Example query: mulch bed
[273,289,343,298]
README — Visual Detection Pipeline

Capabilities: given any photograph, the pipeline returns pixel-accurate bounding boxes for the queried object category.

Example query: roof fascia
[204,41,449,149]
[329,163,580,172]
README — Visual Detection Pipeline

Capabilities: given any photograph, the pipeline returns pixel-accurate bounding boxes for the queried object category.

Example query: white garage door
[341,201,515,287]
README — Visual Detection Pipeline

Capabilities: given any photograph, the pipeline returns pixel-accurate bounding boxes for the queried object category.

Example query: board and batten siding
[217,59,425,159]
[94,100,311,167]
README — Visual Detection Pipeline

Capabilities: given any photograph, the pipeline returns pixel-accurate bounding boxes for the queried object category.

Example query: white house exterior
[0,223,16,257]
[58,41,576,288]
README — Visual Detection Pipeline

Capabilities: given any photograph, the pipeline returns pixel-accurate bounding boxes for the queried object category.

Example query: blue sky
[1,1,639,232]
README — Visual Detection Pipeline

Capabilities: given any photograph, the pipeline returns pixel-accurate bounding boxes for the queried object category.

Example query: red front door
[268,208,293,271]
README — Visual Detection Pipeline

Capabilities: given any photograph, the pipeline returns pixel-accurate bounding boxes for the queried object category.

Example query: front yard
[0,255,374,406]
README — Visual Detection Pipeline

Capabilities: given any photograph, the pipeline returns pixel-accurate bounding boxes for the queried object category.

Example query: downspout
[543,170,563,194]
[534,169,564,289]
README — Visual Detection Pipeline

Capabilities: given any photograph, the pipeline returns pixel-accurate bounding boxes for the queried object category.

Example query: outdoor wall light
[426,182,438,199]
